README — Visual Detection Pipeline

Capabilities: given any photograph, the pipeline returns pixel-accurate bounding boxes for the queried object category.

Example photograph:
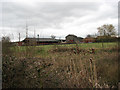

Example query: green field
[12,42,118,52]
[2,42,119,88]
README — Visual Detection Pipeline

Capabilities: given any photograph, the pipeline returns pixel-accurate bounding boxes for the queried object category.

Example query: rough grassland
[2,42,119,88]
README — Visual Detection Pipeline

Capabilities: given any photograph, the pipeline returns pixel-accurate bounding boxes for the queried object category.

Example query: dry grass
[2,43,119,88]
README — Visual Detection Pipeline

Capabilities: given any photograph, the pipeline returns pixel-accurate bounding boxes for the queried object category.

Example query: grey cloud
[1,1,118,41]
[2,2,102,28]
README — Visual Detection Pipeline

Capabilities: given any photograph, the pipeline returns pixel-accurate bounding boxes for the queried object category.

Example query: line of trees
[97,24,117,42]
[86,24,118,42]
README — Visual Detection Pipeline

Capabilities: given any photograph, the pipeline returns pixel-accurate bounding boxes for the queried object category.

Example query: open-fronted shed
[22,38,61,45]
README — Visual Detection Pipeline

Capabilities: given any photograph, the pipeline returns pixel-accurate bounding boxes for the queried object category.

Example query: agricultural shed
[77,37,84,42]
[22,38,61,45]
[83,37,96,43]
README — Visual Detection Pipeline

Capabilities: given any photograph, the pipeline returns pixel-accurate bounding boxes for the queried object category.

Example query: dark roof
[77,37,84,39]
[23,38,60,42]
[84,37,95,39]
[65,34,77,38]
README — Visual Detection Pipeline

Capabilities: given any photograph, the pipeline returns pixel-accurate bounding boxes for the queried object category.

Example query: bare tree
[2,36,12,55]
[97,24,116,37]
[2,36,10,43]
[51,35,56,39]
[86,33,98,38]
[86,34,92,38]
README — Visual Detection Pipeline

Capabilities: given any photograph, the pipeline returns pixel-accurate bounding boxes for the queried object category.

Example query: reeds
[89,58,98,88]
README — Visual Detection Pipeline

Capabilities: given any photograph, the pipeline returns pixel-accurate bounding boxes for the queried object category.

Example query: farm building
[22,38,61,46]
[83,37,96,43]
[77,37,84,42]
[65,34,83,44]
[15,42,24,46]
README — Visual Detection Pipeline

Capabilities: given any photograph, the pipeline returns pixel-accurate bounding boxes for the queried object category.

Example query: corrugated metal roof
[24,38,60,42]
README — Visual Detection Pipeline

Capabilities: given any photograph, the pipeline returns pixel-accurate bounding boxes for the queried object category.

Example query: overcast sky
[0,0,119,41]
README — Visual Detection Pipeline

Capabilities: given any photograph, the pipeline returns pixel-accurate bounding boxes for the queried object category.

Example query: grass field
[12,42,118,54]
[2,42,119,88]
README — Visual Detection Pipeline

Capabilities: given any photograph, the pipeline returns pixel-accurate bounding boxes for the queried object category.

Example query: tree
[86,34,92,38]
[86,33,98,38]
[97,24,116,37]
[2,36,12,55]
[51,35,56,39]
[2,36,10,42]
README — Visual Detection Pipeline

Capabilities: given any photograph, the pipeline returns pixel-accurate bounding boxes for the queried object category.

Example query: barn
[65,34,83,44]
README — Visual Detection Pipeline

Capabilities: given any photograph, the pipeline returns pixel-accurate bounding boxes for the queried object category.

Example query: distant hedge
[95,36,118,42]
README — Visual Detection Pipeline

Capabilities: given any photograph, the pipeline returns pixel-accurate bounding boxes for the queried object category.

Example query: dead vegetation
[2,43,119,88]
